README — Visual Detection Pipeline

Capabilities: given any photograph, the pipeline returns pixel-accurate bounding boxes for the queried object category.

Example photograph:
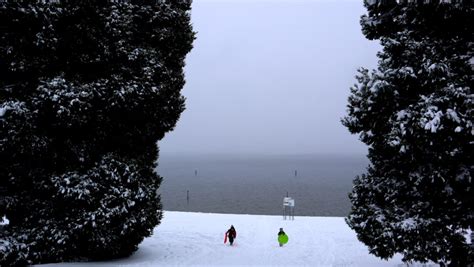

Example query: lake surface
[157,154,368,217]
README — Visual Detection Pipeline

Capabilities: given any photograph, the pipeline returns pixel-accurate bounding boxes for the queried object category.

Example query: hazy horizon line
[159,151,368,158]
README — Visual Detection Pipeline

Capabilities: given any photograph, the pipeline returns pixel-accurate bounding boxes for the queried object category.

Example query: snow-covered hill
[41,211,436,266]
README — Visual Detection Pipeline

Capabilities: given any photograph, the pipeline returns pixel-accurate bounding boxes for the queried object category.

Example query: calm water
[157,155,368,217]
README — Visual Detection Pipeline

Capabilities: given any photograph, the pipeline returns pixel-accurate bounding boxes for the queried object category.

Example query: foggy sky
[159,0,381,156]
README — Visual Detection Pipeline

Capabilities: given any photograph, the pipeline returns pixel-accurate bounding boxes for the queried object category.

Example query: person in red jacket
[225,225,237,246]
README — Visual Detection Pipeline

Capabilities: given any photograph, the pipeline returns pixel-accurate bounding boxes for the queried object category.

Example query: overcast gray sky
[159,0,381,156]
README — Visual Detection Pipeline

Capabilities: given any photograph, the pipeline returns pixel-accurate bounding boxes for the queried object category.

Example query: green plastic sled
[278,234,289,244]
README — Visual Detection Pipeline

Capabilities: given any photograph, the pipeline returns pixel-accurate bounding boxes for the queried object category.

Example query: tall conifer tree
[0,1,194,265]
[343,0,473,265]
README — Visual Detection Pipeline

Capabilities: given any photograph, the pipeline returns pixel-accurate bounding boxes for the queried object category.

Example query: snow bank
[40,211,434,266]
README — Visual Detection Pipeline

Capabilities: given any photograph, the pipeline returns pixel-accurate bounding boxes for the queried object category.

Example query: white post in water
[283,197,295,220]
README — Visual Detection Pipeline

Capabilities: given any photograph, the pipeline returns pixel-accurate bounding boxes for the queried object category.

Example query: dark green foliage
[342,0,473,266]
[0,0,194,265]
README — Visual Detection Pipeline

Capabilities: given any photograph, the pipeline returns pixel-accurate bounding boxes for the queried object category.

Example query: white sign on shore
[283,197,295,220]
[283,197,295,207]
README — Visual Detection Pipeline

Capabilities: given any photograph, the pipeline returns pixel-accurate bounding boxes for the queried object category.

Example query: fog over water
[158,0,380,216]
[158,155,368,216]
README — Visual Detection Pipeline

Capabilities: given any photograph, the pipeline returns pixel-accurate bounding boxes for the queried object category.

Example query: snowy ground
[41,211,437,267]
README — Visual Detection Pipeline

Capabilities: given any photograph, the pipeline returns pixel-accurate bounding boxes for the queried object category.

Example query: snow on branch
[365,0,468,6]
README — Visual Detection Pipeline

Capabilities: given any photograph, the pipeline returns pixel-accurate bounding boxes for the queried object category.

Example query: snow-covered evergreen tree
[0,1,194,265]
[342,0,473,266]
